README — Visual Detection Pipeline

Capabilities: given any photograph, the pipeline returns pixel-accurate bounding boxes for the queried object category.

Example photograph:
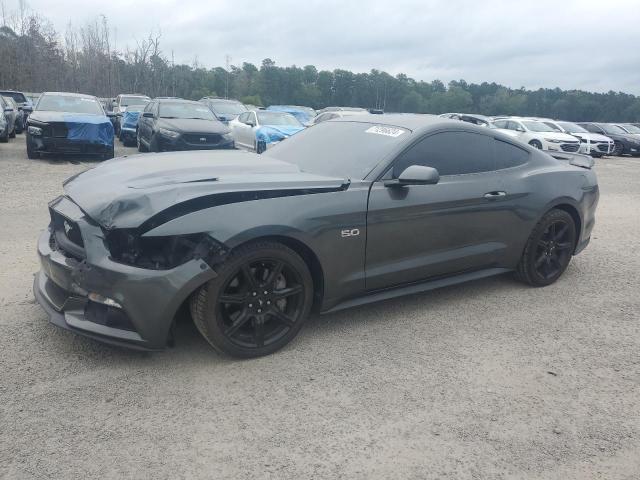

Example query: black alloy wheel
[517,209,576,287]
[612,142,624,156]
[529,139,542,149]
[190,241,313,357]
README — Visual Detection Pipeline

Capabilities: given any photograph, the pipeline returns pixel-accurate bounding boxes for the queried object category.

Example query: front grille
[182,133,223,145]
[85,301,137,332]
[597,143,610,152]
[561,143,580,152]
[50,123,68,138]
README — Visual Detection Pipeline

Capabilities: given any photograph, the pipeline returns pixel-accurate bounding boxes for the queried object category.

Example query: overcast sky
[17,0,640,94]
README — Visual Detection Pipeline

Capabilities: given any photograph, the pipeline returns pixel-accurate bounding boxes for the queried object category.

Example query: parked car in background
[266,105,316,125]
[578,122,640,156]
[493,118,580,152]
[541,119,614,157]
[0,109,9,142]
[137,98,234,152]
[0,95,17,138]
[113,94,151,133]
[118,104,145,146]
[25,92,115,160]
[312,110,369,124]
[3,97,23,133]
[229,110,305,153]
[34,114,599,357]
[316,106,368,114]
[0,90,33,130]
[199,97,248,124]
[613,123,640,137]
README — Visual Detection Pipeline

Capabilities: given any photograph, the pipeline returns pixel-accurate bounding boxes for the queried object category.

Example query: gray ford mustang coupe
[34,114,599,357]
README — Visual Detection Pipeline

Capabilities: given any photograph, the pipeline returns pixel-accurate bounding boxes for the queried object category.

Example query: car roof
[202,97,242,103]
[156,98,203,105]
[332,113,468,133]
[40,91,98,99]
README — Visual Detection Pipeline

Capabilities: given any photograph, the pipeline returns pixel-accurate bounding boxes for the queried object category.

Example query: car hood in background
[63,150,348,230]
[539,131,579,142]
[29,111,109,124]
[568,132,612,142]
[158,118,230,134]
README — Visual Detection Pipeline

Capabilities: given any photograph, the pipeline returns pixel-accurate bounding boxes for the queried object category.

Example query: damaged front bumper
[34,196,217,350]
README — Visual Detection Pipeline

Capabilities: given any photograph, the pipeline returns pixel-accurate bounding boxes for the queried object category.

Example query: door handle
[484,191,507,200]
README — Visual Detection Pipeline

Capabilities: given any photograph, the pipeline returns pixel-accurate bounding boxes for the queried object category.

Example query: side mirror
[385,165,440,187]
[516,127,525,132]
[142,112,154,118]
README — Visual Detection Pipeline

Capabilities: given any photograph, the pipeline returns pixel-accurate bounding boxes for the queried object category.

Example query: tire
[137,132,148,152]
[101,145,115,161]
[0,130,8,143]
[516,209,577,287]
[26,137,38,158]
[190,241,314,358]
[255,139,267,154]
[149,134,160,152]
[15,121,23,134]
[9,126,16,138]
[529,139,542,149]
[612,142,624,156]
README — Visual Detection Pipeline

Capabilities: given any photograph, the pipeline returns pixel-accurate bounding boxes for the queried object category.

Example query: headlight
[544,138,563,143]
[28,126,42,136]
[157,127,180,138]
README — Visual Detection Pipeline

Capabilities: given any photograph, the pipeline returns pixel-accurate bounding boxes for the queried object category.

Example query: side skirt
[322,267,512,314]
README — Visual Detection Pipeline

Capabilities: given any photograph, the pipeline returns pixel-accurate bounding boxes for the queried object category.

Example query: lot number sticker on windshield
[365,125,405,138]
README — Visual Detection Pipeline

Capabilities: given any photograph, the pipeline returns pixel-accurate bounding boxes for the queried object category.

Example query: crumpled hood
[64,150,347,230]
[256,125,305,143]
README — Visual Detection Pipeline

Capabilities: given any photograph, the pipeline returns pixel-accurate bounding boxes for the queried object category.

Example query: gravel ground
[1,136,639,480]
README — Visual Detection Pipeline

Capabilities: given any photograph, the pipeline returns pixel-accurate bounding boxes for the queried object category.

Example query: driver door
[365,130,512,291]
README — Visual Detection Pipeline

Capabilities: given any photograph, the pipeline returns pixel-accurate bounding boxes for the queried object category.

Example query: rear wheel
[149,134,161,152]
[516,209,576,287]
[190,241,314,358]
[529,139,542,149]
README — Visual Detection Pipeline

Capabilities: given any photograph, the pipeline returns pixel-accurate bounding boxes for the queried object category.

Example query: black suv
[137,98,234,152]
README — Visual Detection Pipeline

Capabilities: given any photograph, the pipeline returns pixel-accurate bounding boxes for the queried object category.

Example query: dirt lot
[1,136,639,480]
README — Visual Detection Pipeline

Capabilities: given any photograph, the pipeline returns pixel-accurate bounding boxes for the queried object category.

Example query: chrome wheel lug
[248,303,253,308]
[252,292,257,296]
[266,300,271,305]
[263,291,268,295]
[257,309,262,313]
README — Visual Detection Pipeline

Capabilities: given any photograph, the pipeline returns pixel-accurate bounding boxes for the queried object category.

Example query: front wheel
[137,132,148,152]
[612,142,624,156]
[26,137,38,158]
[9,126,16,138]
[529,139,542,150]
[516,209,576,287]
[190,241,314,358]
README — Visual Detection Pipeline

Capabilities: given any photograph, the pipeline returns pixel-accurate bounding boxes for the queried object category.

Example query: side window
[248,112,256,125]
[238,112,248,123]
[392,131,495,178]
[493,120,507,129]
[544,122,562,132]
[506,121,519,131]
[494,139,529,170]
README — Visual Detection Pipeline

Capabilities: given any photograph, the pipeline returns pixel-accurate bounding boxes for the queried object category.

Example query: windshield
[125,105,144,113]
[265,121,409,179]
[522,121,555,132]
[121,96,150,107]
[620,124,640,133]
[1,92,27,103]
[258,112,302,126]
[208,101,247,116]
[557,121,588,133]
[601,124,626,135]
[36,95,104,114]
[159,102,217,120]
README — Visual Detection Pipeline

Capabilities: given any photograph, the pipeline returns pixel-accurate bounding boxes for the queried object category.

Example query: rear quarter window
[494,139,529,169]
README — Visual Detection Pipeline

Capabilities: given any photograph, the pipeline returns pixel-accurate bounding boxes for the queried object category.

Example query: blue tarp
[63,115,114,146]
[256,125,305,144]
[266,106,313,124]
[121,110,141,130]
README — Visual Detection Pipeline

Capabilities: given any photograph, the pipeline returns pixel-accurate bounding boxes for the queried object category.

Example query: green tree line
[1,11,639,121]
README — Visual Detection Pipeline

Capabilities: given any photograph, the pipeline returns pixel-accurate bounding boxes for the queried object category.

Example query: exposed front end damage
[34,196,220,350]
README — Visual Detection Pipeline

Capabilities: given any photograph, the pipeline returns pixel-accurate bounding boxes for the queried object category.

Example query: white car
[229,110,305,153]
[492,118,581,152]
[541,120,614,157]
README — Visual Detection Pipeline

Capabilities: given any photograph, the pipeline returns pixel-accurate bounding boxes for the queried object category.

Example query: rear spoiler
[547,151,594,169]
